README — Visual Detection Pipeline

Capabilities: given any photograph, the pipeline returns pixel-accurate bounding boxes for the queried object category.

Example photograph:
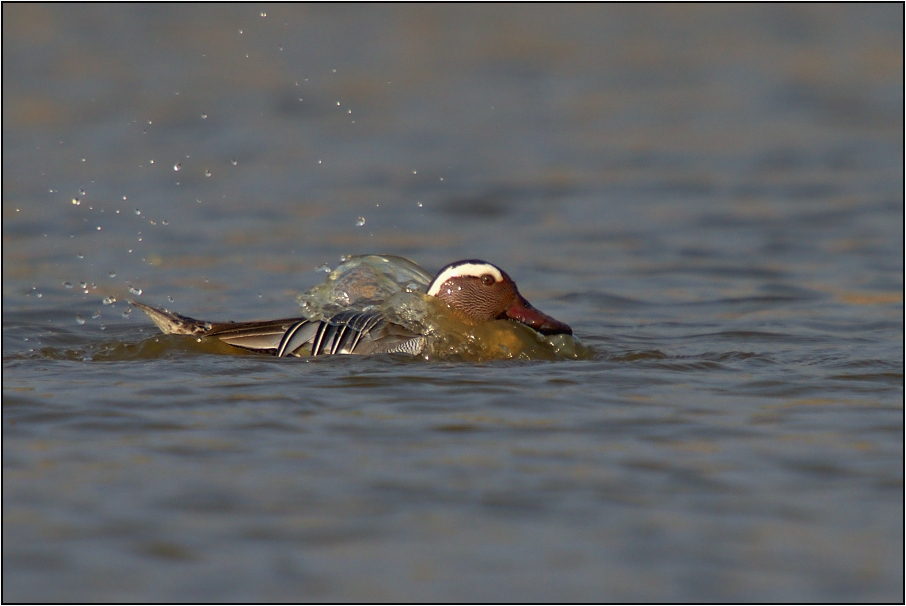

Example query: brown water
[3,4,903,601]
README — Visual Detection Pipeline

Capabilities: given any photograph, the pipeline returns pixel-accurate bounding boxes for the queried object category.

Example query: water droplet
[79,189,86,196]
[36,293,42,298]
[204,169,212,178]
[162,220,169,226]
[135,209,141,215]
[103,296,116,305]
[336,101,341,106]
[203,322,213,331]
[149,159,154,164]
[77,253,84,259]
[97,226,102,230]
[355,217,366,227]
[231,159,238,166]
[92,310,101,319]
[201,112,208,119]
[122,308,132,318]
[167,296,174,302]
[148,119,153,125]
[72,198,81,205]
[315,263,331,273]
[173,163,181,172]
[260,11,266,17]
[277,44,283,51]
[79,282,87,289]
[439,177,444,181]
[238,29,243,34]
[417,202,423,208]
[63,282,73,289]
[128,286,143,296]
[318,159,322,164]
[412,170,417,175]
[75,315,85,325]
[149,220,156,225]
[108,270,116,278]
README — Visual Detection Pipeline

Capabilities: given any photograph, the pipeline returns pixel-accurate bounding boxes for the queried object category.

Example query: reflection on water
[3,4,903,603]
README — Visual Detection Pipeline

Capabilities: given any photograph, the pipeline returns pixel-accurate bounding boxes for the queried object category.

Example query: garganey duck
[132,255,573,358]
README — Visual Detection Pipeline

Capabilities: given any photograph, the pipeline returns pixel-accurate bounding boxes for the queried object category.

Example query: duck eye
[481,274,495,286]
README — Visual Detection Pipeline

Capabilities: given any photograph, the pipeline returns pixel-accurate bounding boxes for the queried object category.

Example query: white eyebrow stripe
[427,263,504,296]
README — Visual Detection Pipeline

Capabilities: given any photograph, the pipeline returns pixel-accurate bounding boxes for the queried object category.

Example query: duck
[132,256,572,357]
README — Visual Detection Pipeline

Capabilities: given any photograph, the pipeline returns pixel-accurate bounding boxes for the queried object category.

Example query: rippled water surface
[3,5,903,602]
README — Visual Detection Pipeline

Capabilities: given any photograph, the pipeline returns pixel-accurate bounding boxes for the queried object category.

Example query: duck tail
[130,301,210,335]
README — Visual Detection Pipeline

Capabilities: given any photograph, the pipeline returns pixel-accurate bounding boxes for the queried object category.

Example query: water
[3,4,903,602]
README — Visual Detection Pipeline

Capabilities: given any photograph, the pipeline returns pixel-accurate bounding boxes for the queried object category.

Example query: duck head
[426,260,572,336]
